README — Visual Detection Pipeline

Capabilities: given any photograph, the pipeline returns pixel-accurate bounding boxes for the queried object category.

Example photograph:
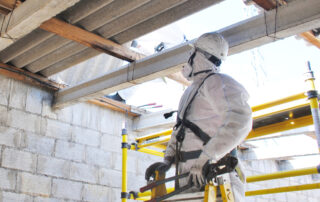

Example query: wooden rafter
[0,62,65,91]
[88,97,140,117]
[40,18,144,62]
[250,0,286,10]
[300,31,320,49]
[0,0,21,15]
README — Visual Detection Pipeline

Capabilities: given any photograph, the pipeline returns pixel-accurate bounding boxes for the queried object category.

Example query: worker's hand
[189,154,209,188]
[145,157,173,181]
[189,164,205,188]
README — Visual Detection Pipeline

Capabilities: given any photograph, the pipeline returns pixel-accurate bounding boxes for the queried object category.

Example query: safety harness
[173,72,214,188]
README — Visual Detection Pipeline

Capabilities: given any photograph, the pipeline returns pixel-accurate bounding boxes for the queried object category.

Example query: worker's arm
[164,128,177,162]
[200,74,252,163]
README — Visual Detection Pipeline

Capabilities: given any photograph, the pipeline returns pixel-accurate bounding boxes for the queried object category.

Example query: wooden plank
[300,31,320,49]
[0,62,65,91]
[40,18,144,62]
[88,97,140,117]
[0,6,10,15]
[0,0,17,10]
[252,0,287,10]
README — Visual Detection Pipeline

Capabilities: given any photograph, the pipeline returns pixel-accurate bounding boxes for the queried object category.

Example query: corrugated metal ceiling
[0,0,222,78]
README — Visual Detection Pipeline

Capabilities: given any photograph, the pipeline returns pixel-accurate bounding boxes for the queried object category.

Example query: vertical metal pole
[121,128,128,202]
[305,61,320,152]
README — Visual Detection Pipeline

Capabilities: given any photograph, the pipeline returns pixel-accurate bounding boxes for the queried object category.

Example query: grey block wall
[0,75,161,202]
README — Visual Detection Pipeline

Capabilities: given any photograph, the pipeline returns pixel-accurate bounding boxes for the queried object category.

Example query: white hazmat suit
[146,33,252,202]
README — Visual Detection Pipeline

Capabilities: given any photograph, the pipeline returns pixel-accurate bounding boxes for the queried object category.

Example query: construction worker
[145,32,252,201]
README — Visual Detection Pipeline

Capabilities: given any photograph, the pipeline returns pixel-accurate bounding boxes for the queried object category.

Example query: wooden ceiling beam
[0,62,64,91]
[300,31,320,49]
[0,0,18,10]
[40,18,144,62]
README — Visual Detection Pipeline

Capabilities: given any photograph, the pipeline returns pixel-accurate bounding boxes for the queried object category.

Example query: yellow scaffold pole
[246,165,320,183]
[305,61,320,152]
[121,128,128,202]
[246,183,320,196]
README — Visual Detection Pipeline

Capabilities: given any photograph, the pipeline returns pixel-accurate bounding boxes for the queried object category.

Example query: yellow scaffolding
[122,82,320,200]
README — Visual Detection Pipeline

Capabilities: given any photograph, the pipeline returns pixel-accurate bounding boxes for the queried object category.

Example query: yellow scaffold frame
[121,64,320,201]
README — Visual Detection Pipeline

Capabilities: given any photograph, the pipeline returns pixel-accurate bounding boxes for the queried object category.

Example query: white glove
[188,153,209,188]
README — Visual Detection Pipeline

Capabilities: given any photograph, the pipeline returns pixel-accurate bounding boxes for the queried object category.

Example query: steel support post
[305,61,320,152]
[121,128,128,202]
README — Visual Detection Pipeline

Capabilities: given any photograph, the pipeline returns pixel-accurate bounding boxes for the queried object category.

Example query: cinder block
[86,104,101,131]
[2,148,36,172]
[72,126,100,147]
[83,184,110,202]
[26,87,43,114]
[71,103,85,126]
[0,168,16,190]
[0,191,33,202]
[127,172,146,191]
[72,103,101,130]
[21,132,55,156]
[6,108,41,134]
[0,125,21,147]
[85,147,111,168]
[100,110,124,136]
[52,178,82,200]
[46,119,71,140]
[99,168,121,188]
[70,162,98,184]
[56,106,73,124]
[8,80,28,110]
[112,152,137,174]
[109,188,121,202]
[37,155,70,178]
[55,140,85,162]
[17,172,51,197]
[42,92,57,119]
[0,75,11,106]
[0,105,7,125]
[136,153,162,175]
[99,109,114,134]
[101,134,122,153]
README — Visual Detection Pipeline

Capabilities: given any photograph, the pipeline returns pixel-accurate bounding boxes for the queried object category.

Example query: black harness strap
[179,150,202,162]
[175,72,215,144]
[181,119,211,145]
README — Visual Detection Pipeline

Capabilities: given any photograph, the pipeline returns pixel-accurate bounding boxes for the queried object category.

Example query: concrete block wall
[240,149,320,202]
[0,75,161,202]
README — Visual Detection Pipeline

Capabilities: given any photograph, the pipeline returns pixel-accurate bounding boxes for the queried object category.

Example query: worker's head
[182,32,229,80]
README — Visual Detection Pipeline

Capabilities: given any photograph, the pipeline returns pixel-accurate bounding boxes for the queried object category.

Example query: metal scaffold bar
[121,128,128,202]
[246,165,320,183]
[245,183,320,196]
[251,93,307,112]
[305,61,320,152]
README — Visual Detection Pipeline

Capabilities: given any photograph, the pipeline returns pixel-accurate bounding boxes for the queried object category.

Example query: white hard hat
[194,32,229,61]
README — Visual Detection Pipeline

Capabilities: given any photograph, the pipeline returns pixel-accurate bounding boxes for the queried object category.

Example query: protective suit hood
[182,50,220,81]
